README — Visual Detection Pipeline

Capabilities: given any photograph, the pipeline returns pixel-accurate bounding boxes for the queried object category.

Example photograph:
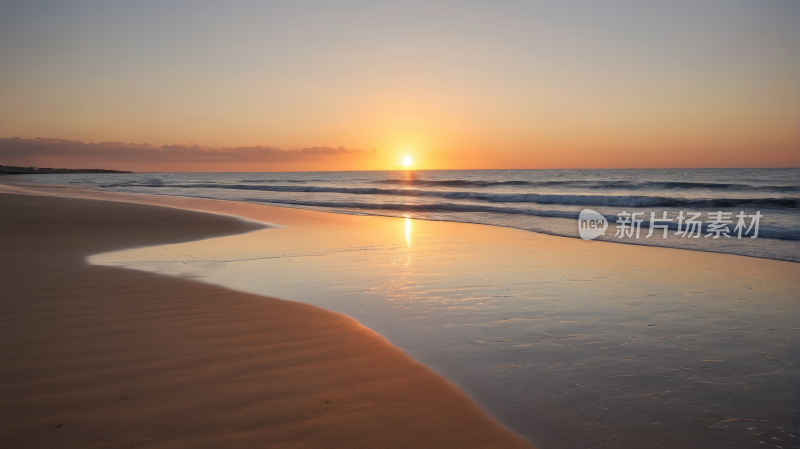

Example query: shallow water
[14,167,800,262]
[91,208,799,449]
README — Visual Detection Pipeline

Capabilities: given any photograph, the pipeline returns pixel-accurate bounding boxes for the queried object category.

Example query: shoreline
[0,192,533,448]
[3,179,797,266]
[3,176,797,264]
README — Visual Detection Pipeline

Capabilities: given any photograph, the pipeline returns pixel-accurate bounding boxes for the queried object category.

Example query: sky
[0,0,798,171]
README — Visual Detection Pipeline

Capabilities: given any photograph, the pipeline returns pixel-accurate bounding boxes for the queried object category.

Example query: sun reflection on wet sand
[405,215,413,248]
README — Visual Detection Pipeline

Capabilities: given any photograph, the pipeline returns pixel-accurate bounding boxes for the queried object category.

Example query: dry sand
[0,193,533,448]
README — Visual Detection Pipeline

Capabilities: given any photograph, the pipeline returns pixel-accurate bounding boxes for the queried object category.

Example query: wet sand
[2,181,797,448]
[0,192,533,448]
[86,195,797,449]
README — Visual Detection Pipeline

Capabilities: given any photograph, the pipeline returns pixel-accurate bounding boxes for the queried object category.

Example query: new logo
[578,209,608,240]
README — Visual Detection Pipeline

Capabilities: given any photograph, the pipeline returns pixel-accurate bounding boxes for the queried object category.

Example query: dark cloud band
[0,137,375,164]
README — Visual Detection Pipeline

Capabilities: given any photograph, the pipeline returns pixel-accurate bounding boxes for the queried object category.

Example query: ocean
[15,167,800,262]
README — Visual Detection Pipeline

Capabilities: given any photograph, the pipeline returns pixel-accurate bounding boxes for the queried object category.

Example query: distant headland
[0,165,132,175]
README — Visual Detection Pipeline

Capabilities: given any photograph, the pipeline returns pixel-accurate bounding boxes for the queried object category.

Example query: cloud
[0,137,376,165]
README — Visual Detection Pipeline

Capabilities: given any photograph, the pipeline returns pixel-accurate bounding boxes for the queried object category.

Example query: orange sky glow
[0,2,797,172]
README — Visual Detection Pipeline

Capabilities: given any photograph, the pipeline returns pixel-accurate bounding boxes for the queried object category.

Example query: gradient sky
[1,0,798,171]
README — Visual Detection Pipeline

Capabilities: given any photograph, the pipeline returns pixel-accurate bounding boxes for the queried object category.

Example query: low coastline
[0,164,132,174]
[0,192,533,448]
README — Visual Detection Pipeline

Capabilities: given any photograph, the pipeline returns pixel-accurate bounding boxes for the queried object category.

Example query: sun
[402,157,413,167]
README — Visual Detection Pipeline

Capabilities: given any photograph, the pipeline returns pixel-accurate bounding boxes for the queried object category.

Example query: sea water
[14,168,800,261]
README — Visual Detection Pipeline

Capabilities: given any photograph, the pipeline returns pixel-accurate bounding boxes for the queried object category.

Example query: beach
[0,191,533,448]
[2,181,797,448]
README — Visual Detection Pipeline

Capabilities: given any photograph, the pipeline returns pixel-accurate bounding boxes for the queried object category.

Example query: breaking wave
[101,182,798,210]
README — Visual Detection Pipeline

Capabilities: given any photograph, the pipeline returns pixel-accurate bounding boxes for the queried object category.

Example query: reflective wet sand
[3,182,797,448]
